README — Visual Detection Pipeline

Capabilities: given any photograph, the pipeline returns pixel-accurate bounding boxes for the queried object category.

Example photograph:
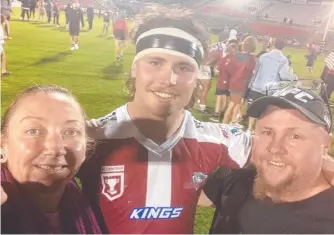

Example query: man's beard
[253,170,295,203]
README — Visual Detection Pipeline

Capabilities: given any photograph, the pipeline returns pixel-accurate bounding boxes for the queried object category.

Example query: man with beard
[200,86,334,234]
[79,6,252,234]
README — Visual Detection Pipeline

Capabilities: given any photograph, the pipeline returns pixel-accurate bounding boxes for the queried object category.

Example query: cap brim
[247,96,327,128]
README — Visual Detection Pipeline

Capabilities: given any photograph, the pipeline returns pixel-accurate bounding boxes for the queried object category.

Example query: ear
[131,62,137,78]
[324,132,332,151]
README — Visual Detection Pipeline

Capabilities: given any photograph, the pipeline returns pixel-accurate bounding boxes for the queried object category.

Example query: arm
[278,58,297,81]
[321,65,329,82]
[199,167,230,207]
[206,122,253,168]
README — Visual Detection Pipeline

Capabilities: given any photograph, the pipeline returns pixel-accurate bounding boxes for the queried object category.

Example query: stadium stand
[258,2,331,27]
[201,0,271,17]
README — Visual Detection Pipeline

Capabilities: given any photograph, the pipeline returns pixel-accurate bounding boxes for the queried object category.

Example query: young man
[247,38,297,131]
[67,2,84,51]
[52,0,60,27]
[79,7,252,234]
[86,4,94,31]
[101,11,111,36]
[112,13,128,61]
[201,87,334,233]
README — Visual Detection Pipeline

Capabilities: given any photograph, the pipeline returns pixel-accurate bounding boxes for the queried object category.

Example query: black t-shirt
[204,168,334,234]
[239,187,334,234]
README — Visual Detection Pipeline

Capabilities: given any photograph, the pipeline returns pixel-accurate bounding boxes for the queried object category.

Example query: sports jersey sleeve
[86,110,118,140]
[205,123,252,168]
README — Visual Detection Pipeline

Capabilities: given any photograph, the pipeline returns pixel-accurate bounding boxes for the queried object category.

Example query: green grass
[1,9,333,233]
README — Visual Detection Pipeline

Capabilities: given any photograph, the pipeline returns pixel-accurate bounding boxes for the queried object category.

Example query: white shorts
[0,44,3,53]
[197,65,212,80]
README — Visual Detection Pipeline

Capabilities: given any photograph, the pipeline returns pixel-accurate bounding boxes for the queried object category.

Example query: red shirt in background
[227,52,256,93]
[113,18,128,37]
[217,54,233,91]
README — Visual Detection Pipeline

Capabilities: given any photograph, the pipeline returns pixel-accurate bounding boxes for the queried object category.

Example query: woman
[222,36,257,126]
[1,85,101,234]
[210,43,238,122]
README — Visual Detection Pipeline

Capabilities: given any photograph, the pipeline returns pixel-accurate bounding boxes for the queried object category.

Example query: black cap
[247,87,332,132]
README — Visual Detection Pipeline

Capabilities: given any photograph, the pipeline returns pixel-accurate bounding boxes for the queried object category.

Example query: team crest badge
[101,165,125,201]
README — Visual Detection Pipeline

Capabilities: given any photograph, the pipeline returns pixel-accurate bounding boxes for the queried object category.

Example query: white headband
[133,27,204,67]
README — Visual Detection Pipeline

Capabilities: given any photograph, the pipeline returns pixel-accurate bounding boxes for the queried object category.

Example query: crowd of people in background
[1,3,334,234]
[196,29,297,133]
[7,0,130,55]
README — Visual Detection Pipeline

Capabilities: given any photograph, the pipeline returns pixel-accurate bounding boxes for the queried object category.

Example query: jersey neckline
[119,104,190,156]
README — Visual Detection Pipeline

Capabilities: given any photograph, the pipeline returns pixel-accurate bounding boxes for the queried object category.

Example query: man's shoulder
[87,105,130,140]
[184,114,228,144]
[184,113,250,143]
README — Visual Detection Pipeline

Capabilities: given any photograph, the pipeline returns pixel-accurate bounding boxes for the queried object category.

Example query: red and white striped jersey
[82,104,252,234]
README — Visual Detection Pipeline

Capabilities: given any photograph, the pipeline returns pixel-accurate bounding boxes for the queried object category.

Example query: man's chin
[253,173,293,203]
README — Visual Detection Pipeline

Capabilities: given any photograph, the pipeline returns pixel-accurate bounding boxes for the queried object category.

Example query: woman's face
[2,92,87,189]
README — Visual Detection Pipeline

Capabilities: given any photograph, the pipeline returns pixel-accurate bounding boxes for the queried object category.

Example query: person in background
[0,15,10,77]
[29,0,37,20]
[305,52,316,74]
[37,0,45,22]
[0,0,12,39]
[198,29,238,114]
[52,0,60,27]
[20,0,30,21]
[67,2,84,51]
[1,85,102,234]
[45,0,52,23]
[112,13,128,61]
[209,43,238,122]
[247,38,297,131]
[86,4,94,32]
[256,41,271,58]
[201,87,334,234]
[101,11,110,36]
[321,51,334,104]
[222,36,257,127]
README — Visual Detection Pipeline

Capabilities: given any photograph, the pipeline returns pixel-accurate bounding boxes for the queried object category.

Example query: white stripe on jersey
[325,52,334,70]
[145,150,172,207]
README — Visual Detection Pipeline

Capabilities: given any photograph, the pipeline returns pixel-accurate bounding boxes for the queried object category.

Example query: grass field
[1,9,332,233]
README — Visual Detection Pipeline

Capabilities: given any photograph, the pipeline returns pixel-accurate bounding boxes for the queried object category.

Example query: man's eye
[290,134,301,140]
[25,129,40,136]
[63,129,81,136]
[149,61,160,67]
[262,130,272,136]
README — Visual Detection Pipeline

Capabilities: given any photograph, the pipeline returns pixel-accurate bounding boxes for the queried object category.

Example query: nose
[43,131,66,156]
[159,66,178,86]
[266,134,286,155]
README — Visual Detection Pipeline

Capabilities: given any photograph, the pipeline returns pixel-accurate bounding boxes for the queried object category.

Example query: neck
[23,184,66,213]
[127,102,185,144]
[267,174,331,203]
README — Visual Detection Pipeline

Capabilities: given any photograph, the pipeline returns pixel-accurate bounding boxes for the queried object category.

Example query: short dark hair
[274,38,285,50]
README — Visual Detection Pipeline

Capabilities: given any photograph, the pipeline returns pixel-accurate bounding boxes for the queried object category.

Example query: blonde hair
[243,36,257,53]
